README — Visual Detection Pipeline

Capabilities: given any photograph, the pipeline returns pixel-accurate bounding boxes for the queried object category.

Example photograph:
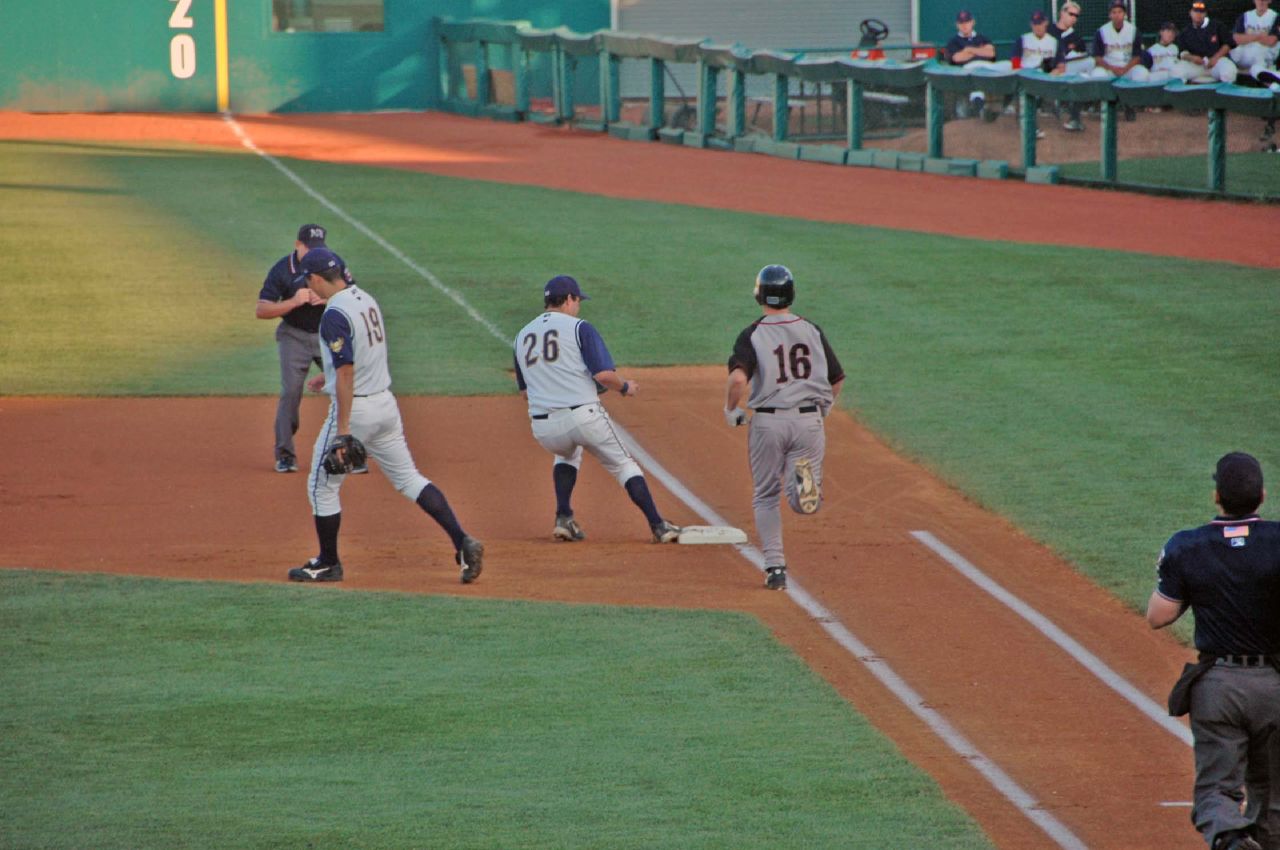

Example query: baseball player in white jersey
[513,275,680,544]
[1014,11,1060,73]
[288,248,484,584]
[1230,0,1280,84]
[724,266,844,590]
[1145,22,1183,82]
[1087,0,1151,81]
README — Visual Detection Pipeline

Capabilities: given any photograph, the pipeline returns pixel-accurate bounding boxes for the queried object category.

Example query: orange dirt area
[1,369,1200,849]
[1,110,1277,268]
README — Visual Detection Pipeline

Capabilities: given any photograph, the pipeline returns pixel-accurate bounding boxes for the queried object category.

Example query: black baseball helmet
[754,264,795,308]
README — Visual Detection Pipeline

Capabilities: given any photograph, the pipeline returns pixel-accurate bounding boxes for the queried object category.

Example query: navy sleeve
[727,323,759,378]
[943,35,965,63]
[319,309,355,370]
[258,256,291,302]
[513,351,527,391]
[577,321,616,375]
[1091,30,1105,57]
[1154,535,1186,602]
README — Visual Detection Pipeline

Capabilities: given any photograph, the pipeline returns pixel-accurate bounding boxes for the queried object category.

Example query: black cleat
[288,559,343,582]
[765,566,787,590]
[650,520,681,543]
[457,536,484,584]
[553,514,586,542]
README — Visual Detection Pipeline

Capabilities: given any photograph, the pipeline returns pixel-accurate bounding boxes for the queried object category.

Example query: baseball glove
[322,434,367,475]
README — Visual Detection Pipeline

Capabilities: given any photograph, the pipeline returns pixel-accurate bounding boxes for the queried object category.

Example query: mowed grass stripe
[0,570,993,850]
[3,138,1275,615]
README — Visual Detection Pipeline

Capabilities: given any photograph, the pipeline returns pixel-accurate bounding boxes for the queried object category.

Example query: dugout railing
[434,17,1280,199]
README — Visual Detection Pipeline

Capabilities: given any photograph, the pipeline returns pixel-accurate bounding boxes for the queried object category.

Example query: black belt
[354,389,389,398]
[1216,654,1270,667]
[755,405,818,414]
[532,403,588,421]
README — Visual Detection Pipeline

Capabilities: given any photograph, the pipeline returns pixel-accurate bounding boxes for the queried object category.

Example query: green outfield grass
[1059,149,1280,197]
[0,570,991,850]
[2,138,1274,618]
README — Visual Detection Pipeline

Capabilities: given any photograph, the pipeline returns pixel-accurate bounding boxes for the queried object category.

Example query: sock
[624,475,663,527]
[416,483,466,550]
[315,513,341,565]
[553,463,578,516]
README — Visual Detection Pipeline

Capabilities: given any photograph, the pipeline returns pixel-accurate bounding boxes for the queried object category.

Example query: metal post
[773,73,789,142]
[601,52,620,124]
[1021,91,1037,168]
[1208,108,1226,191]
[475,41,490,106]
[927,81,944,159]
[649,58,665,130]
[559,50,575,121]
[847,80,863,150]
[514,47,530,114]
[1101,100,1117,181]
[730,69,746,137]
[697,61,718,136]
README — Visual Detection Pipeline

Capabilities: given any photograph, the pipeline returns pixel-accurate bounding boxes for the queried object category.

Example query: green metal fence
[434,17,1280,199]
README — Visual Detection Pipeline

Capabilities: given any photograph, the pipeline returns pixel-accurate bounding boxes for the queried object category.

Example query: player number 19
[772,343,811,384]
[358,307,384,346]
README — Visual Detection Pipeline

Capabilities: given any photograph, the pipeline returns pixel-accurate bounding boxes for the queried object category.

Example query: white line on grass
[225,114,1086,850]
[221,114,509,344]
[910,531,1193,748]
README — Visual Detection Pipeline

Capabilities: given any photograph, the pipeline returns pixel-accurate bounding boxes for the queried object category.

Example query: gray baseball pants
[1190,664,1280,849]
[274,323,321,463]
[747,408,825,568]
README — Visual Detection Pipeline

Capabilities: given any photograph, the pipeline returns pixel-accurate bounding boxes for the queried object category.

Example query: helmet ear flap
[753,281,765,305]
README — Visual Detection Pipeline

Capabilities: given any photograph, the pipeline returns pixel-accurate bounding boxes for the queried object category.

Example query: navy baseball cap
[956,9,974,23]
[1030,10,1048,24]
[297,223,327,247]
[298,247,343,276]
[1109,0,1128,9]
[544,275,589,300]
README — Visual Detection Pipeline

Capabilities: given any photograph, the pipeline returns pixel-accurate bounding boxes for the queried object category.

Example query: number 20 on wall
[169,0,196,79]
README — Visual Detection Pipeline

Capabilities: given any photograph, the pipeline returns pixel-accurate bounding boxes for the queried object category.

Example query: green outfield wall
[0,0,607,113]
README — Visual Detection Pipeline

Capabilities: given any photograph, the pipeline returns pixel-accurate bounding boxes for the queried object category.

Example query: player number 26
[772,343,812,384]
[522,330,560,366]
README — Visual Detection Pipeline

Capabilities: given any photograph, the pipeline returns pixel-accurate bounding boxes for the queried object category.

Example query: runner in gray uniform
[724,265,845,590]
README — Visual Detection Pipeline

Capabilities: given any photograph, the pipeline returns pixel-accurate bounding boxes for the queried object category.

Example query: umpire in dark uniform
[1148,452,1280,850]
[256,224,363,474]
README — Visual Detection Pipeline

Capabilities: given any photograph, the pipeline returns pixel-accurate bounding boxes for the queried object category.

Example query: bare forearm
[335,366,354,433]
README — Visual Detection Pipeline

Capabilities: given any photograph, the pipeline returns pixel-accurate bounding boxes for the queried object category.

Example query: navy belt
[532,403,588,421]
[354,389,389,398]
[755,405,818,414]
[1216,654,1270,667]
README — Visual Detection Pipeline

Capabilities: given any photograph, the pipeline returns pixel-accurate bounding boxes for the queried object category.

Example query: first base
[677,525,748,545]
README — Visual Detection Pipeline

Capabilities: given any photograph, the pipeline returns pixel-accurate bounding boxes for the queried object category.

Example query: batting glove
[724,407,747,427]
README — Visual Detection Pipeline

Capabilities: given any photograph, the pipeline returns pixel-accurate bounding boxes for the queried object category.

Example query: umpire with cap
[256,224,364,474]
[1148,452,1280,850]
